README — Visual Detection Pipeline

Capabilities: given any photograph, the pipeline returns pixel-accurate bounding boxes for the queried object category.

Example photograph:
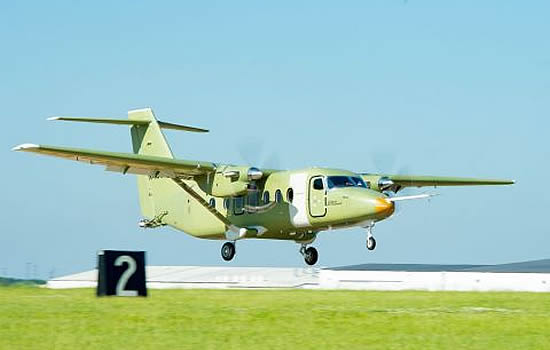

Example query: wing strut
[171,178,232,227]
[171,178,253,240]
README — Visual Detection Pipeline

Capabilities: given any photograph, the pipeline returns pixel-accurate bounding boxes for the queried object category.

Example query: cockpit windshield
[327,176,368,189]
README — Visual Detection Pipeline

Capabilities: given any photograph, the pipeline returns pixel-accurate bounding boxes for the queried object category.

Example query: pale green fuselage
[138,167,394,242]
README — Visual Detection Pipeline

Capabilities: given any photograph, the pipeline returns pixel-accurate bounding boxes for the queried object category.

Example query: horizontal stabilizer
[48,116,209,133]
[156,120,209,133]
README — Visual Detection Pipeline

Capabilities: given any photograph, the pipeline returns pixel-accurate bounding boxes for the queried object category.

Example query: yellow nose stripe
[374,198,393,213]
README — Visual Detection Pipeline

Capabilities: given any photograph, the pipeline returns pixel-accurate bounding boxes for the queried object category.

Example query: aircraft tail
[46,108,209,222]
[128,108,174,158]
[49,108,208,159]
[126,108,207,220]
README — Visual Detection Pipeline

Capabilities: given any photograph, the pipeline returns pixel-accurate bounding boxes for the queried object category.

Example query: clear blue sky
[2,1,549,279]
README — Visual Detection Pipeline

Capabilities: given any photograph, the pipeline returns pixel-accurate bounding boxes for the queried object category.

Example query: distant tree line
[0,277,46,286]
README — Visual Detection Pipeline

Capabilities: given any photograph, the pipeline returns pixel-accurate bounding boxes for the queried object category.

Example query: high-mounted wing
[12,144,216,178]
[362,173,514,192]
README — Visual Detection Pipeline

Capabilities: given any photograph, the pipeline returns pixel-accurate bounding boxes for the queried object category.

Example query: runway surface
[332,258,550,273]
[47,259,550,292]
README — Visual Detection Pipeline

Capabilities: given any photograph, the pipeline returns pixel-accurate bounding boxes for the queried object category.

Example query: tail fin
[49,108,208,159]
[128,108,183,220]
[129,108,174,158]
[47,107,209,221]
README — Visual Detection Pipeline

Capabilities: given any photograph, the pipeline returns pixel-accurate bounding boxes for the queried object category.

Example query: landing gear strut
[366,224,377,251]
[300,244,319,266]
[221,242,236,261]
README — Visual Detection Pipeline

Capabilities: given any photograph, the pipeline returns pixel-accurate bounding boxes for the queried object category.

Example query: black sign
[97,250,147,297]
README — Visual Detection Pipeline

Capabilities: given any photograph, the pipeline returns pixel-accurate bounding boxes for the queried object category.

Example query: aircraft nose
[374,197,395,215]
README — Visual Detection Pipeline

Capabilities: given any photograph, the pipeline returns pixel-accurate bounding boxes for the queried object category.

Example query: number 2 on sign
[114,255,138,296]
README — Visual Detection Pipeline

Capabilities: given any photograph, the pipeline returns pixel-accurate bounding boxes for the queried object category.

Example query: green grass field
[1,286,549,350]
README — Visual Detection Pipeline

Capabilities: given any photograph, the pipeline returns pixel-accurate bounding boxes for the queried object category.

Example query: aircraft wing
[362,173,514,192]
[384,175,514,187]
[12,144,216,177]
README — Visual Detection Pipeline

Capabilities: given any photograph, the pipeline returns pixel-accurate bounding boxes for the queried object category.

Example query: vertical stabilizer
[129,108,173,219]
[129,108,174,158]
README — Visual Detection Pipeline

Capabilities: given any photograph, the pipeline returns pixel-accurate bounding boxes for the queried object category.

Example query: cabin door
[308,176,327,217]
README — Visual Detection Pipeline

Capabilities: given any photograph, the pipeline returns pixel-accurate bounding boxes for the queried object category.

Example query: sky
[1,1,549,279]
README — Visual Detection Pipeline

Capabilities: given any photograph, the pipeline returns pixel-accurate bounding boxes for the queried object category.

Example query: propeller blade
[385,193,438,202]
[237,139,264,165]
[236,139,283,170]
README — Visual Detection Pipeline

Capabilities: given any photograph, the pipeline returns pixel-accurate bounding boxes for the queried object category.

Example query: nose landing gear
[300,244,319,266]
[221,242,236,261]
[365,224,377,251]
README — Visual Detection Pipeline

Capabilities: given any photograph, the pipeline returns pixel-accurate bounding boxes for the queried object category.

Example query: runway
[47,258,550,292]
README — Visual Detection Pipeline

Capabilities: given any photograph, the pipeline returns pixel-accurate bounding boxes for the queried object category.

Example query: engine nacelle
[361,174,397,192]
[209,166,264,198]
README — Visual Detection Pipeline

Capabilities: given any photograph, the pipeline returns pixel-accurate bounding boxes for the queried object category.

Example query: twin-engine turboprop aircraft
[14,108,514,265]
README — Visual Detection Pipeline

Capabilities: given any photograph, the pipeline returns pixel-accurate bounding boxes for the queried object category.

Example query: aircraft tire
[367,237,376,251]
[304,247,318,266]
[221,242,236,261]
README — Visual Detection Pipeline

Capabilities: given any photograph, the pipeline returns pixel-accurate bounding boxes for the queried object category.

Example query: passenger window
[275,190,283,203]
[209,198,216,208]
[247,191,259,207]
[287,188,294,203]
[313,178,324,190]
[234,197,244,215]
[223,198,230,210]
[263,191,270,204]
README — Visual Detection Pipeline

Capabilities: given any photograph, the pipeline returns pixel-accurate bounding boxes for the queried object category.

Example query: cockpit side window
[327,176,368,189]
[351,177,368,188]
[327,176,353,189]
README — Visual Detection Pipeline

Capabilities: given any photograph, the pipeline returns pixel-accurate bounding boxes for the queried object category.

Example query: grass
[1,287,549,350]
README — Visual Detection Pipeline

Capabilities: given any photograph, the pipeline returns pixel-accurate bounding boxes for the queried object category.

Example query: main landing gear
[365,224,377,251]
[300,244,319,266]
[221,242,236,261]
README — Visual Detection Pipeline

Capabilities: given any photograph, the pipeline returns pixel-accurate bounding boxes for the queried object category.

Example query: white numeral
[114,255,138,296]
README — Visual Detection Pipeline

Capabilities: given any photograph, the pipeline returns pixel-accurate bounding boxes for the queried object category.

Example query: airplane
[13,108,514,265]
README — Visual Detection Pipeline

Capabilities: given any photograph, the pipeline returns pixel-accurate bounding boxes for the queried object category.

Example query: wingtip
[12,143,39,151]
[47,116,60,121]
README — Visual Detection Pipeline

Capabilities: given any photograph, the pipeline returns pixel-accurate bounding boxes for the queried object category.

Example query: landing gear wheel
[304,247,319,266]
[367,236,377,251]
[221,242,236,261]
